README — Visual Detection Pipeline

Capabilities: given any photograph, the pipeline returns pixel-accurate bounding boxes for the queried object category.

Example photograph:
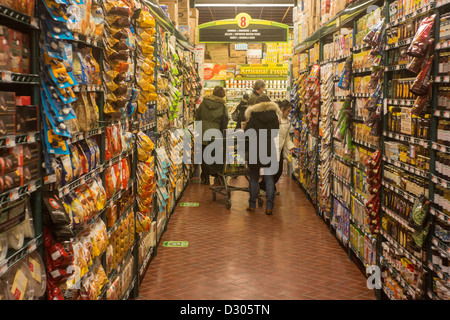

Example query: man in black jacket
[244,95,281,215]
[248,80,266,106]
[195,86,228,185]
[233,93,249,129]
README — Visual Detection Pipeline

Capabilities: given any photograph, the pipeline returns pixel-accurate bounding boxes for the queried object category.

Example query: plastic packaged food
[0,232,7,265]
[407,15,436,58]
[3,260,35,300]
[25,250,47,298]
[6,223,24,250]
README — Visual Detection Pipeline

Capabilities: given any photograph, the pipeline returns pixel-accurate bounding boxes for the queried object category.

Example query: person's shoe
[260,190,266,196]
[246,207,255,212]
[265,209,273,215]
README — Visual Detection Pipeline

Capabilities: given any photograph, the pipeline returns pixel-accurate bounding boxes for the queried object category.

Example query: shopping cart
[206,131,264,209]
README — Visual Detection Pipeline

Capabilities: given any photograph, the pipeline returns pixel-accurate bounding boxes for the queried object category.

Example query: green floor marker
[163,241,189,247]
[180,202,199,207]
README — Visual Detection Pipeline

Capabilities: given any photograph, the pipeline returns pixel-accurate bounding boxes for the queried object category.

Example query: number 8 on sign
[235,13,252,28]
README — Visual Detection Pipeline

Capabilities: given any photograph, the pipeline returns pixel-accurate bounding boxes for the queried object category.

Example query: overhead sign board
[198,13,289,43]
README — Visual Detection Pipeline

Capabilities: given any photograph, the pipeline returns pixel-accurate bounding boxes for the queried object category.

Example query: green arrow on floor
[180,202,199,207]
[163,241,189,247]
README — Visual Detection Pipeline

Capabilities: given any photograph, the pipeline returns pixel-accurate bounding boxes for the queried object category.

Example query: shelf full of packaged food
[385,64,408,72]
[436,0,450,7]
[0,132,39,149]
[349,214,376,241]
[0,5,36,27]
[428,289,442,300]
[385,37,413,50]
[352,138,379,150]
[427,261,450,287]
[0,234,42,277]
[380,255,423,299]
[386,1,436,28]
[381,179,417,203]
[386,98,417,106]
[381,205,416,233]
[349,241,366,266]
[139,246,155,280]
[0,72,40,84]
[380,229,424,268]
[435,76,450,83]
[353,67,373,74]
[382,155,429,178]
[382,282,400,300]
[383,131,429,147]
[107,203,135,236]
[107,241,136,284]
[436,40,450,50]
[57,165,104,198]
[0,179,40,205]
[432,236,450,257]
[122,276,137,300]
[430,207,450,223]
[433,110,450,118]
[431,174,450,189]
[331,190,351,211]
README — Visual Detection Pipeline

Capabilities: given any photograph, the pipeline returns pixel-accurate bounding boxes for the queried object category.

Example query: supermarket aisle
[137,174,375,300]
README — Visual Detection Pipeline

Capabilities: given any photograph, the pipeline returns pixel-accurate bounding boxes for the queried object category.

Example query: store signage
[228,63,289,80]
[198,13,289,43]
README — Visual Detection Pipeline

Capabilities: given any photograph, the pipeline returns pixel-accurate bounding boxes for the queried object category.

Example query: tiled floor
[137,173,375,300]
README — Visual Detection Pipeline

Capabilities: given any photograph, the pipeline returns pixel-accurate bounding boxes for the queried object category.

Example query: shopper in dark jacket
[244,95,281,215]
[195,86,228,185]
[248,79,266,106]
[234,93,249,129]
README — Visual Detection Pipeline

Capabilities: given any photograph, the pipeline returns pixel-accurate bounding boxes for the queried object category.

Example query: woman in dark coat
[244,94,281,215]
[234,93,249,129]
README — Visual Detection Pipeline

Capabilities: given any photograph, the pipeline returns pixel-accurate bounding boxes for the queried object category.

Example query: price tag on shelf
[26,133,36,143]
[1,71,12,82]
[9,189,19,201]
[28,238,37,252]
[27,182,37,193]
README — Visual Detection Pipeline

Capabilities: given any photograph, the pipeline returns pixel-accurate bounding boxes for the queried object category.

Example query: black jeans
[260,153,283,192]
[201,144,218,182]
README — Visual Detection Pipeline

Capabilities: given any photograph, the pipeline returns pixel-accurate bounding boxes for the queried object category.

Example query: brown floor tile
[136,174,375,300]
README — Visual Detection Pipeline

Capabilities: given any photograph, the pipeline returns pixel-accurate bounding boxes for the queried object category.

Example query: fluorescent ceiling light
[195,4,294,7]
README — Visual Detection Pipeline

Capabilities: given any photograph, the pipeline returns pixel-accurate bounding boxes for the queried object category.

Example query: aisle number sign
[198,13,289,43]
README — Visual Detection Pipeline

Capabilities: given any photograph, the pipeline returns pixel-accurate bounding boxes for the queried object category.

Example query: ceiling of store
[194,0,295,27]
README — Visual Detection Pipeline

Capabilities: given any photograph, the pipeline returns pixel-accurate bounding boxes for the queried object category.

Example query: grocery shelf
[72,84,103,92]
[57,166,103,198]
[352,43,372,52]
[0,5,36,28]
[436,39,450,50]
[381,205,416,233]
[380,229,424,268]
[428,262,450,287]
[381,179,417,203]
[107,203,136,235]
[0,72,40,84]
[435,76,450,83]
[380,255,423,299]
[386,98,417,106]
[352,138,379,150]
[0,132,39,149]
[385,64,408,72]
[68,127,104,145]
[0,179,40,204]
[431,174,450,189]
[331,190,351,210]
[385,37,413,50]
[383,131,430,147]
[0,234,42,277]
[382,155,428,178]
[353,67,372,74]
[432,237,450,257]
[386,1,436,28]
[433,110,450,118]
[430,207,450,223]
[353,92,371,98]
[122,276,137,300]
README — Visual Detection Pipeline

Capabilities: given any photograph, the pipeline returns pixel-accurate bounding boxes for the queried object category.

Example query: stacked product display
[0,0,200,300]
[291,0,450,300]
